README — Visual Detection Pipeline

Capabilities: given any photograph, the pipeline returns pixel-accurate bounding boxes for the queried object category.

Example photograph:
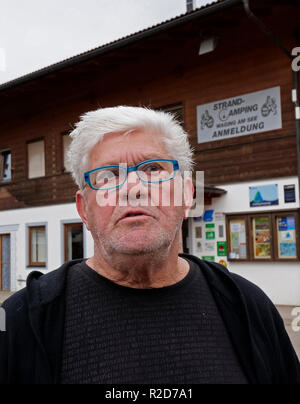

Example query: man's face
[77,129,193,259]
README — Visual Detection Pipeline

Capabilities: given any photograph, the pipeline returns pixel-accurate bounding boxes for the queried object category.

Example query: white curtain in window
[63,135,72,172]
[0,154,4,180]
[31,228,46,263]
[28,141,45,179]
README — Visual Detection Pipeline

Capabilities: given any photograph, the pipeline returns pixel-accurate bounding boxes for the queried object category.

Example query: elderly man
[1,107,300,385]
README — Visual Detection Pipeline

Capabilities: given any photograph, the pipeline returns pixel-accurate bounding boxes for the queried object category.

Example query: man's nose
[119,170,147,202]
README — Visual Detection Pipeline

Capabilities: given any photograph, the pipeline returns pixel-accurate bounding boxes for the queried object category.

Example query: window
[62,134,72,172]
[28,226,46,267]
[227,211,299,262]
[28,140,45,179]
[64,223,83,262]
[0,150,11,182]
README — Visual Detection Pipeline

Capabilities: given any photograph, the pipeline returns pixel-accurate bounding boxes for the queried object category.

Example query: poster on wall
[277,216,297,259]
[229,219,247,259]
[249,184,279,207]
[253,217,272,259]
[204,242,215,252]
[197,87,282,144]
[196,241,203,253]
[202,256,215,262]
[206,231,215,240]
[195,226,202,239]
[217,242,227,257]
[218,225,224,238]
[215,212,225,222]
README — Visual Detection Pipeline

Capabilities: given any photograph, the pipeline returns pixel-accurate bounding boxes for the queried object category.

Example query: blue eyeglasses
[84,159,179,191]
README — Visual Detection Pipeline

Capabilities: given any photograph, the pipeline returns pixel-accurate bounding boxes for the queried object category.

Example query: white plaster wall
[225,261,300,306]
[208,176,300,306]
[0,203,93,291]
[212,177,299,214]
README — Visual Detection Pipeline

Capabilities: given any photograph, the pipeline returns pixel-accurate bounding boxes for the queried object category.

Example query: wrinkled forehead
[88,130,171,168]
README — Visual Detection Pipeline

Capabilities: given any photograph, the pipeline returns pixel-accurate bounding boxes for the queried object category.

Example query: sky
[0,0,211,85]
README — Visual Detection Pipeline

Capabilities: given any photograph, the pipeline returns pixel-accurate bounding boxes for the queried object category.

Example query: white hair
[68,106,194,190]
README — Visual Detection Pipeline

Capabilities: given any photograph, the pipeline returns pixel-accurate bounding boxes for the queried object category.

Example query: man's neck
[86,252,190,289]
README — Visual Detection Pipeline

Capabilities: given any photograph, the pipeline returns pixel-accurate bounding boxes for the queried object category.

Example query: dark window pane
[0,151,11,182]
[65,224,83,261]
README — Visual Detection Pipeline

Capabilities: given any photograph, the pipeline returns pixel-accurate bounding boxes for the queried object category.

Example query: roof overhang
[0,0,241,94]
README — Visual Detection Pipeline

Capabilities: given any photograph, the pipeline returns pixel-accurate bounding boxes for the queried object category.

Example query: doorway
[0,234,11,291]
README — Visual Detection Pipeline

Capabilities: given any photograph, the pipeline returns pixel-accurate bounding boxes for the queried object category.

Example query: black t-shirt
[60,259,248,384]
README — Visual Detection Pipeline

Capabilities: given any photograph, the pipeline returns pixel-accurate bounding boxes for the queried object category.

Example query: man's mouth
[118,211,152,223]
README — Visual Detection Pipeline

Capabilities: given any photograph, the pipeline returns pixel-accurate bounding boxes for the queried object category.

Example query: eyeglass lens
[89,160,175,190]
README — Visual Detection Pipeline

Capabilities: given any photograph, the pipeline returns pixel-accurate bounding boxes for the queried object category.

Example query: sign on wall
[249,184,279,207]
[192,210,228,267]
[217,241,227,257]
[197,87,282,144]
[284,185,296,203]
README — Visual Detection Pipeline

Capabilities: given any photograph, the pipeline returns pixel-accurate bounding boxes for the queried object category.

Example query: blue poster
[280,243,296,257]
[249,185,279,207]
[278,217,295,231]
[287,217,296,230]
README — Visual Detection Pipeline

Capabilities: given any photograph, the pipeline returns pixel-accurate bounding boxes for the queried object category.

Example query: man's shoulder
[1,288,28,321]
[2,259,84,312]
[183,254,276,312]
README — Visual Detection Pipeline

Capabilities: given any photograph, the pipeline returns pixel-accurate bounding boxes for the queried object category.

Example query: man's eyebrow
[97,155,169,166]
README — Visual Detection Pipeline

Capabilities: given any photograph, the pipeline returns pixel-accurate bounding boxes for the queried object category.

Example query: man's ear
[76,190,90,230]
[183,176,194,220]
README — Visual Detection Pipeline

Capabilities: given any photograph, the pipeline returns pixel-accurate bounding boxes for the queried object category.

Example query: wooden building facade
[0,0,299,304]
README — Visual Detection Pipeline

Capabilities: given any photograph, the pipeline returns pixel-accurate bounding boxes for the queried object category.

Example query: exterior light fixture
[186,0,195,13]
[199,36,219,56]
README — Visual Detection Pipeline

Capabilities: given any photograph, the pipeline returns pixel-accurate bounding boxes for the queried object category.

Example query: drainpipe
[293,72,300,202]
[242,0,300,203]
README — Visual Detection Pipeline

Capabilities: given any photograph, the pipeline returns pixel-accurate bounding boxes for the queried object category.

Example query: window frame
[226,210,300,262]
[28,225,47,268]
